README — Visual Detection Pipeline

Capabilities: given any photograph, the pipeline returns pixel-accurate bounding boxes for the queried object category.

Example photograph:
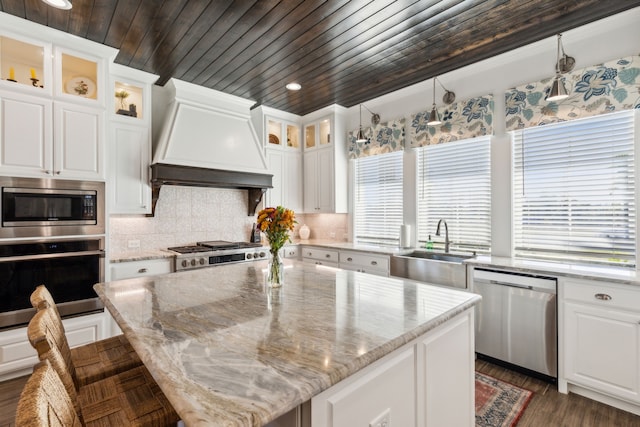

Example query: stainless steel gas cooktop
[167,241,267,271]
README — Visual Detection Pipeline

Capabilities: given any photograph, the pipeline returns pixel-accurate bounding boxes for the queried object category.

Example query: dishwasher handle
[489,280,533,290]
[474,268,557,293]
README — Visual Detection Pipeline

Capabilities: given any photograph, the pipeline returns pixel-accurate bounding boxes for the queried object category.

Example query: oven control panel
[174,248,269,271]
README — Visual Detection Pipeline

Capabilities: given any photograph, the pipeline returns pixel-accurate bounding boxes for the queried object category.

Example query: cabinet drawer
[339,251,389,272]
[563,278,640,312]
[302,247,339,263]
[282,245,299,259]
[110,258,172,280]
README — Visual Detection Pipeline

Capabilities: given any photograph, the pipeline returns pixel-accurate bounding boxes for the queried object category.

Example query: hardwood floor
[0,375,27,427]
[1,362,640,426]
[476,359,640,426]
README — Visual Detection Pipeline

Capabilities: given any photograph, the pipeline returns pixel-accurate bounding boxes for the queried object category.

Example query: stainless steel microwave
[0,177,104,238]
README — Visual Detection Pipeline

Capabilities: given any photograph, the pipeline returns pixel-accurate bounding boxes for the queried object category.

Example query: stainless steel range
[168,240,268,271]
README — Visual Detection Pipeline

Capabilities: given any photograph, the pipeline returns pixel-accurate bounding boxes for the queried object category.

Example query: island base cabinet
[420,311,475,426]
[311,309,474,427]
[312,348,416,427]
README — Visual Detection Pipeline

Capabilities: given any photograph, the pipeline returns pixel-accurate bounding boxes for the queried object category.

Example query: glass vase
[267,251,284,288]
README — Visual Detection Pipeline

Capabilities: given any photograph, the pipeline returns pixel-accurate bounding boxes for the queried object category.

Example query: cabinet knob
[44,170,51,175]
[594,293,612,301]
[138,268,148,273]
[55,171,61,175]
[325,254,331,258]
[371,261,377,265]
[347,257,353,262]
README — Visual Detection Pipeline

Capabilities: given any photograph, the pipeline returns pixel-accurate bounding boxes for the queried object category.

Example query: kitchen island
[94,259,480,427]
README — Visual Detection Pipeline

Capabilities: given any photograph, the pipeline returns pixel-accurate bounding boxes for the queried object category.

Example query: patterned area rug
[476,372,533,427]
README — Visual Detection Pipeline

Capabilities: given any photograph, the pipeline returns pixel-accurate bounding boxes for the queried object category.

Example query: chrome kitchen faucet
[436,219,450,253]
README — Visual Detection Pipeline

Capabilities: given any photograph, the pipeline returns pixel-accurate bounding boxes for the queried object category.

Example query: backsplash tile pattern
[110,186,257,253]
[110,186,350,254]
[296,214,349,241]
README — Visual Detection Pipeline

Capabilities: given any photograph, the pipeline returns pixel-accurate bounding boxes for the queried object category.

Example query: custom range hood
[151,79,272,215]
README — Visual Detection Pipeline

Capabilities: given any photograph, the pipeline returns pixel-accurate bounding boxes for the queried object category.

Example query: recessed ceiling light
[286,82,301,91]
[42,0,72,9]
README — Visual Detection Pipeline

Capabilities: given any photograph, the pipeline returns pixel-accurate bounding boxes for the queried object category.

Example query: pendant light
[547,34,572,101]
[356,104,367,142]
[427,78,441,126]
[42,0,72,9]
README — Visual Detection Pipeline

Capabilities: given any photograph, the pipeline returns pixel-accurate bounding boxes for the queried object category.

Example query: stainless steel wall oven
[0,237,105,329]
[0,177,106,330]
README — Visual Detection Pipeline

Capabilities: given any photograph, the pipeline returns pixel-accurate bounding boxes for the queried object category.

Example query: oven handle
[0,250,105,263]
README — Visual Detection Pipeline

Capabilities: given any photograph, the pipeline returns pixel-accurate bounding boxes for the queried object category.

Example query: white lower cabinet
[301,247,339,267]
[0,311,109,381]
[281,245,300,260]
[109,258,172,280]
[339,251,389,276]
[312,310,474,427]
[561,278,640,408]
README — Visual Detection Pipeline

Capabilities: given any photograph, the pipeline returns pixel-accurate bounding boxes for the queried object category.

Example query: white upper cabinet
[0,14,116,180]
[251,105,303,211]
[0,91,52,175]
[108,64,158,214]
[54,101,103,179]
[302,105,348,213]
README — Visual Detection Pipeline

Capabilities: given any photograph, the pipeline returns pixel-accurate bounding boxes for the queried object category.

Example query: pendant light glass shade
[547,34,570,102]
[427,105,441,125]
[42,0,72,9]
[427,78,441,125]
[355,104,367,142]
[547,74,569,101]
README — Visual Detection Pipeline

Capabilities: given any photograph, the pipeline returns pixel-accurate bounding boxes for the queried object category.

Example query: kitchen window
[353,151,403,246]
[417,137,491,253]
[512,110,636,267]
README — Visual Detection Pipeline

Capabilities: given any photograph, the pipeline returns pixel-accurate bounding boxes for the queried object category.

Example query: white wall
[346,7,640,256]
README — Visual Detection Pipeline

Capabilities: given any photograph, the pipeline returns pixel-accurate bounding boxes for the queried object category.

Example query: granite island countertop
[94,259,480,426]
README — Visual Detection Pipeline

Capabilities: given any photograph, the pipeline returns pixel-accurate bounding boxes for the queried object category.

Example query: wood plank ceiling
[2,0,639,116]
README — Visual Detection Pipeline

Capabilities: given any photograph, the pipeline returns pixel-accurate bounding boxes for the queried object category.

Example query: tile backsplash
[110,185,349,253]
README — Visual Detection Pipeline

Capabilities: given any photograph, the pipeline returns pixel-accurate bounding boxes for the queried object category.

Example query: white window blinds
[417,137,491,253]
[513,110,636,267]
[354,151,404,246]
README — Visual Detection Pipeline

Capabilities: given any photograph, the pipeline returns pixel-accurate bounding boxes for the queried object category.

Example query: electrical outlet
[369,408,390,427]
[329,231,336,239]
[127,239,140,249]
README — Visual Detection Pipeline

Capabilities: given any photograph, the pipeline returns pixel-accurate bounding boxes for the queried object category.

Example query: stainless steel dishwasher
[473,267,557,379]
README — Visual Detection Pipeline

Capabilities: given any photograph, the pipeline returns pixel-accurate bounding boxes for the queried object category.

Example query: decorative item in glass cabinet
[257,206,296,288]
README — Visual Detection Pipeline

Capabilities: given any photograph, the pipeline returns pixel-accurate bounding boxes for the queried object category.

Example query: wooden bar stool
[26,307,180,427]
[30,284,142,387]
[16,359,82,427]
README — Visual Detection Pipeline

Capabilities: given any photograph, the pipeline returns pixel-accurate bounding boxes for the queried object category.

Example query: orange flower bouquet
[256,206,296,287]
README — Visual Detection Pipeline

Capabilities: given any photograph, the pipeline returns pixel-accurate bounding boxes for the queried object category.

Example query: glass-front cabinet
[268,118,300,149]
[0,34,49,94]
[304,116,332,150]
[0,14,117,180]
[114,80,144,120]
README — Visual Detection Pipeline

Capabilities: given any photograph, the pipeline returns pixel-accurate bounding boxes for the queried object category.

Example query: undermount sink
[390,250,475,289]
[400,251,475,263]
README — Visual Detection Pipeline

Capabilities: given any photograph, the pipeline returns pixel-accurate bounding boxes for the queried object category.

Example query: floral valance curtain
[347,118,405,159]
[505,55,640,131]
[408,95,493,148]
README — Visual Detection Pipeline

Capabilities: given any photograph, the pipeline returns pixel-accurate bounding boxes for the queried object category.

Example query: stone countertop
[291,239,416,255]
[468,255,640,286]
[109,250,176,263]
[94,260,480,427]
